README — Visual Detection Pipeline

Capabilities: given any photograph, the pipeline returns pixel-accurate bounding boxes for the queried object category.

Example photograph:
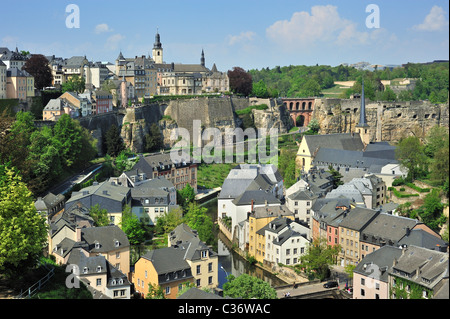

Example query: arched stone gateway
[282,98,315,127]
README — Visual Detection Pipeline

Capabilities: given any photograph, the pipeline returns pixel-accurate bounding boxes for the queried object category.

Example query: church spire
[357,78,368,128]
[201,49,205,67]
[154,29,162,49]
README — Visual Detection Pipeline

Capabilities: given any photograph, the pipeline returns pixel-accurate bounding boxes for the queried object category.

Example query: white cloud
[413,6,448,31]
[266,5,395,50]
[227,31,256,46]
[105,33,125,50]
[95,23,113,34]
[266,6,349,45]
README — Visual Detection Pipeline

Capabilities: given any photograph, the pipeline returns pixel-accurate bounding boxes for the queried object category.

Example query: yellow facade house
[248,205,295,264]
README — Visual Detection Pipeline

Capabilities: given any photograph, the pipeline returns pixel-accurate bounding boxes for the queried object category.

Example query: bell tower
[152,29,163,64]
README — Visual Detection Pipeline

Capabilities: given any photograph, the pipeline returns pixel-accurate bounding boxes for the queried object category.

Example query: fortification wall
[313,98,449,143]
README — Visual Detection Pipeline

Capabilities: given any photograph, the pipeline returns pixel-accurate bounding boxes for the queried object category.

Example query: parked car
[323,281,339,288]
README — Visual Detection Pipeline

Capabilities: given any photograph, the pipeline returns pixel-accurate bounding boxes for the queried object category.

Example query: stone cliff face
[313,98,449,143]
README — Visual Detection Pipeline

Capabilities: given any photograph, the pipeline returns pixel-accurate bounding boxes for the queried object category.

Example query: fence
[16,265,55,299]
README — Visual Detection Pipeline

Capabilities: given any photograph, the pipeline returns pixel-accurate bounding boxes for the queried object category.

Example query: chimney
[76,227,82,242]
[251,199,254,213]
[405,227,410,236]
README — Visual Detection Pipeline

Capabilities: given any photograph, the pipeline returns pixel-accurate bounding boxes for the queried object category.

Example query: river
[199,197,287,289]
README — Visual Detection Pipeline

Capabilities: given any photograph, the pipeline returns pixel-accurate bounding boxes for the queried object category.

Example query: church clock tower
[152,30,163,64]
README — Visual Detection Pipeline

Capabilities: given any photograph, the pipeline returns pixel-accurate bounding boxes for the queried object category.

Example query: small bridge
[282,98,315,128]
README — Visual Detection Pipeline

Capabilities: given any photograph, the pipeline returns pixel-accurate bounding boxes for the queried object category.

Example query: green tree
[223,274,277,299]
[299,78,322,97]
[381,86,397,101]
[430,146,449,185]
[27,126,63,191]
[114,150,135,173]
[105,124,125,157]
[145,123,164,153]
[278,149,297,188]
[252,80,270,98]
[328,165,344,189]
[424,126,449,158]
[395,136,427,181]
[53,114,97,168]
[155,208,184,236]
[89,204,110,227]
[120,205,146,246]
[177,184,196,210]
[0,165,48,277]
[62,75,85,93]
[296,238,340,281]
[183,203,215,245]
[146,283,165,299]
[306,118,320,134]
[419,189,446,231]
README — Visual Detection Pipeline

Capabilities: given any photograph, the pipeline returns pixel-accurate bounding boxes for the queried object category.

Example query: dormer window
[202,250,208,258]
[118,279,123,285]
[97,266,102,272]
[95,242,100,249]
[83,267,88,274]
[115,240,120,247]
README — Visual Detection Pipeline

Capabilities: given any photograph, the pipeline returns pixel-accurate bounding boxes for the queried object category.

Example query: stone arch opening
[308,102,312,110]
[296,115,305,127]
[302,102,306,110]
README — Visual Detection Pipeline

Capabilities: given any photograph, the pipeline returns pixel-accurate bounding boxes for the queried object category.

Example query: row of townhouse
[353,244,448,299]
[0,52,35,101]
[218,163,312,267]
[114,31,229,100]
[116,152,198,192]
[46,203,132,299]
[133,223,219,299]
[311,197,447,267]
[42,90,113,120]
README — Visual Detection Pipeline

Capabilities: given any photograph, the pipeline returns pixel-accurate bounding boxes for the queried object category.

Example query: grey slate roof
[142,247,193,277]
[35,192,65,211]
[305,133,364,155]
[65,181,130,213]
[354,245,403,282]
[398,229,448,252]
[338,207,379,231]
[390,245,449,290]
[169,223,198,245]
[313,147,397,169]
[178,287,224,299]
[232,189,280,206]
[361,213,419,246]
[251,204,293,219]
[81,225,130,253]
[288,189,317,201]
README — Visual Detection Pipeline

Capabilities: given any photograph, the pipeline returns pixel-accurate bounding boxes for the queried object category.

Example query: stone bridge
[282,98,315,127]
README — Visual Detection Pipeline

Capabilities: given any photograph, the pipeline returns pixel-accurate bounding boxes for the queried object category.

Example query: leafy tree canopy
[223,274,277,299]
[0,165,48,277]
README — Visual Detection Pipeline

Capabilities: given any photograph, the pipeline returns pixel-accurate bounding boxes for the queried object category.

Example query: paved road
[276,282,338,299]
[44,163,103,196]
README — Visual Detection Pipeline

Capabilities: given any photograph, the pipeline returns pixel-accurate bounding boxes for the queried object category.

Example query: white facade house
[263,217,310,266]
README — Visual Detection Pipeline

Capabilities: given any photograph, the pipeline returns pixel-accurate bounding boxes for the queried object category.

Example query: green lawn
[197,163,236,189]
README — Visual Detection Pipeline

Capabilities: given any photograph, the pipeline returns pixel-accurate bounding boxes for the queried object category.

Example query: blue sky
[1,0,448,71]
